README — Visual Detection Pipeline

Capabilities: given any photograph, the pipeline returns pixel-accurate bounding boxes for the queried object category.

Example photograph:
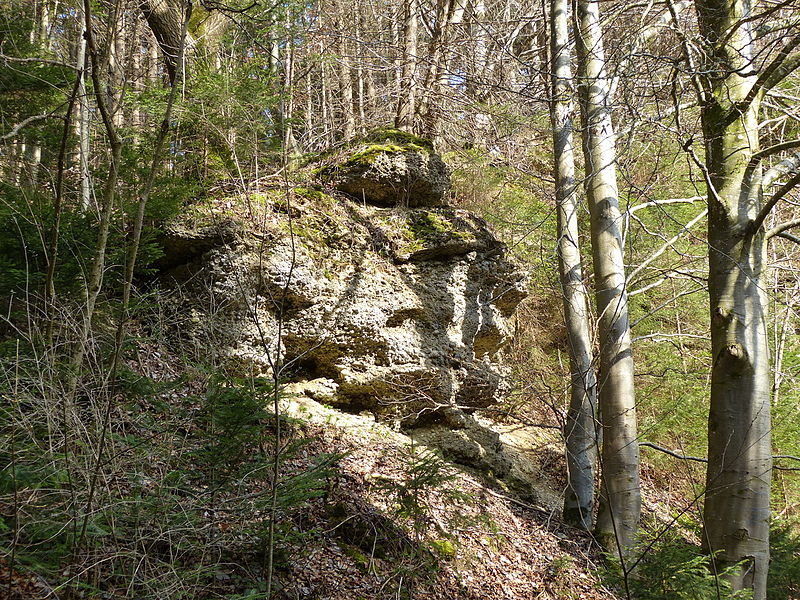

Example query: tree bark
[694,0,772,596]
[549,0,598,532]
[68,0,124,399]
[418,0,454,140]
[76,9,91,210]
[469,0,489,146]
[574,0,641,559]
[139,0,192,83]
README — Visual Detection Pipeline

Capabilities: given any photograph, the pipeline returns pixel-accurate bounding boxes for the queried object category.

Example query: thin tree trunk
[392,13,401,115]
[333,0,356,140]
[395,0,418,132]
[469,0,489,146]
[68,0,124,398]
[305,70,314,147]
[418,0,453,139]
[44,66,82,338]
[321,60,331,146]
[549,0,598,532]
[76,13,91,211]
[574,0,640,559]
[111,12,126,129]
[29,145,41,188]
[282,10,301,161]
[355,14,366,135]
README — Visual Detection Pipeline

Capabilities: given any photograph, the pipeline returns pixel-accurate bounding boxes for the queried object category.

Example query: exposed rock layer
[333,148,451,207]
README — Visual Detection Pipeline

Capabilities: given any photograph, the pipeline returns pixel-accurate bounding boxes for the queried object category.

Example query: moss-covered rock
[158,191,528,424]
[317,129,451,207]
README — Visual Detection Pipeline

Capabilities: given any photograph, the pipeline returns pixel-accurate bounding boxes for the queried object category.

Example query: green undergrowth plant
[767,517,800,600]
[374,442,468,551]
[0,336,339,598]
[603,526,752,600]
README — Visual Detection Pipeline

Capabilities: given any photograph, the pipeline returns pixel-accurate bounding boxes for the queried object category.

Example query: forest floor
[275,396,618,600]
[0,333,695,600]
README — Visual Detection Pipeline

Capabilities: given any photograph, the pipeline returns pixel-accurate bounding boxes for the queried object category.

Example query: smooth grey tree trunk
[549,0,598,532]
[574,0,641,558]
[694,0,772,596]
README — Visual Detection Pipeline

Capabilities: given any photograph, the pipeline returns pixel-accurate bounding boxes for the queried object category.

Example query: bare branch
[763,151,800,189]
[775,231,800,245]
[627,207,707,283]
[640,442,707,462]
[640,443,800,471]
[628,196,704,214]
[752,170,800,235]
[753,139,800,162]
[766,218,800,241]
[631,285,705,328]
[755,16,800,39]
[0,53,76,69]
[633,333,710,342]
[1,111,62,140]
[738,34,800,111]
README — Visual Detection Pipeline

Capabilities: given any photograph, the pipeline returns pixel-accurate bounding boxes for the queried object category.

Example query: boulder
[319,129,451,207]
[159,190,527,424]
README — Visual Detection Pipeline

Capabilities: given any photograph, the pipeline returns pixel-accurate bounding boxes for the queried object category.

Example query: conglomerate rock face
[159,186,525,424]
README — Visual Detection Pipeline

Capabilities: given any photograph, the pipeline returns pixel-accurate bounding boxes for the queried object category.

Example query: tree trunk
[395,0,418,132]
[139,0,193,83]
[695,0,772,596]
[574,0,640,559]
[337,34,355,141]
[418,0,453,140]
[68,0,124,398]
[468,0,489,146]
[76,9,91,210]
[321,60,331,146]
[549,0,598,533]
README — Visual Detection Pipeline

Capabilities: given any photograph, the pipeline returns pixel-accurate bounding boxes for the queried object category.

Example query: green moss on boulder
[315,129,450,207]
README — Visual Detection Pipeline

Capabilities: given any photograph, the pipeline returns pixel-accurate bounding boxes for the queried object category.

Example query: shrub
[604,527,752,600]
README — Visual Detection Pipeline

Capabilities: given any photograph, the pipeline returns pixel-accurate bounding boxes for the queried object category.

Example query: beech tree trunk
[695,0,772,596]
[549,0,597,532]
[574,0,640,558]
[76,5,91,210]
[336,21,355,141]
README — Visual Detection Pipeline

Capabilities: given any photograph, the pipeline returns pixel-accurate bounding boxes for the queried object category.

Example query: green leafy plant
[767,517,800,600]
[375,443,455,537]
[603,527,752,600]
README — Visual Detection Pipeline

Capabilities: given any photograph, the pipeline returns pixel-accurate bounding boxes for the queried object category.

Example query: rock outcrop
[317,129,451,207]
[159,154,525,423]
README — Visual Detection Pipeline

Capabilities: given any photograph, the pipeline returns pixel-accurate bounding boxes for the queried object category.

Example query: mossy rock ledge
[319,129,451,207]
